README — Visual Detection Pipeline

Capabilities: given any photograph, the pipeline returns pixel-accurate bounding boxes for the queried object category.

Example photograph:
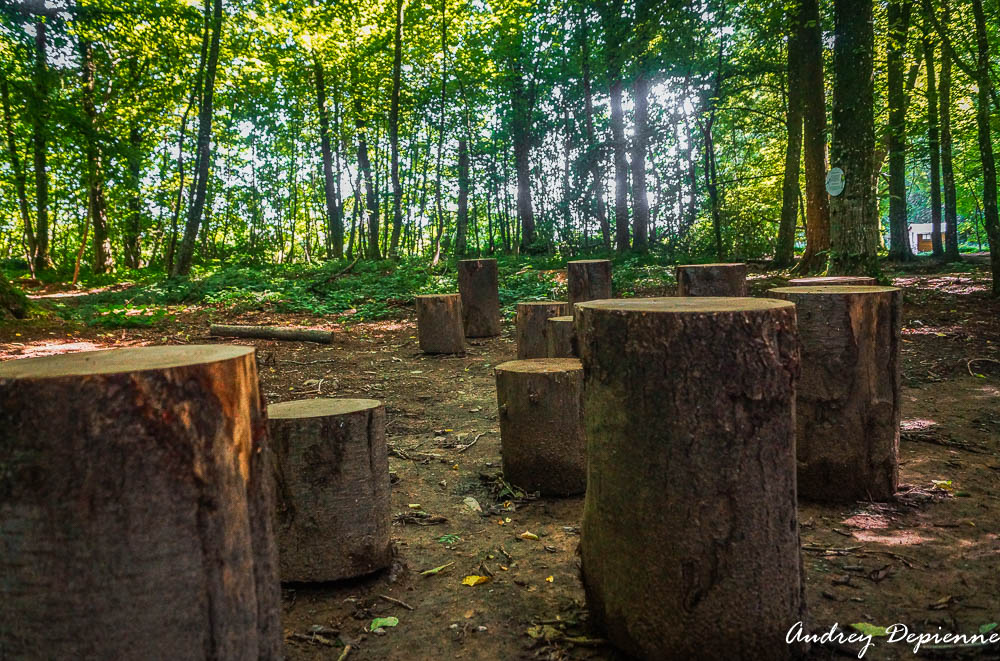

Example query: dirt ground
[1,262,998,660]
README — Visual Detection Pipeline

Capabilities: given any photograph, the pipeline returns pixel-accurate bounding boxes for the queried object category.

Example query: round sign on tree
[825,167,845,196]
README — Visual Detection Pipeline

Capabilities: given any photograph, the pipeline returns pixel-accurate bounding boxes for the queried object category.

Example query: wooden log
[575,298,803,660]
[458,258,501,337]
[788,275,877,286]
[567,259,612,306]
[415,294,465,354]
[267,398,391,582]
[675,263,748,296]
[0,345,281,660]
[495,358,586,496]
[768,285,902,502]
[545,316,576,358]
[210,324,333,344]
[515,301,570,359]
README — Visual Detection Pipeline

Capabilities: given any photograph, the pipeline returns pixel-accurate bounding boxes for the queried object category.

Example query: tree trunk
[495,359,586,496]
[315,60,343,259]
[124,121,143,268]
[81,39,113,274]
[630,73,650,251]
[788,275,876,286]
[516,301,570,359]
[545,316,576,358]
[0,271,28,319]
[676,263,748,296]
[267,398,391,582]
[567,259,612,306]
[609,77,629,252]
[769,286,901,501]
[0,345,281,659]
[355,104,380,260]
[432,0,448,264]
[389,0,404,257]
[574,297,803,660]
[938,0,961,261]
[456,138,469,256]
[578,9,610,251]
[209,324,334,344]
[924,34,944,258]
[415,294,465,354]
[971,0,1000,294]
[457,258,501,337]
[887,0,915,262]
[31,17,51,273]
[1,74,35,271]
[776,1,804,269]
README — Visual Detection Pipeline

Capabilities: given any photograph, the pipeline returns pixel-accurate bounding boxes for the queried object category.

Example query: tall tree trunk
[609,78,629,252]
[630,73,650,252]
[828,0,880,276]
[970,0,1000,294]
[81,40,112,274]
[776,1,805,269]
[456,138,469,256]
[124,122,143,268]
[937,0,961,261]
[314,60,343,258]
[173,0,222,276]
[923,34,944,258]
[1,73,35,272]
[31,18,51,273]
[511,45,535,254]
[887,0,915,262]
[389,0,404,256]
[578,10,610,251]
[432,0,448,264]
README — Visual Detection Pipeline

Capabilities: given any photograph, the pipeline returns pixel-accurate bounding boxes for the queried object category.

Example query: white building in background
[908,223,947,253]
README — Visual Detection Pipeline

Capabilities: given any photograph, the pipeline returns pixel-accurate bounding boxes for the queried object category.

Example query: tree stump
[415,293,465,354]
[675,263,748,296]
[515,301,570,359]
[567,259,612,306]
[788,275,877,286]
[0,345,281,660]
[267,398,391,582]
[546,316,576,358]
[768,285,902,502]
[458,258,501,337]
[575,298,803,660]
[495,359,586,496]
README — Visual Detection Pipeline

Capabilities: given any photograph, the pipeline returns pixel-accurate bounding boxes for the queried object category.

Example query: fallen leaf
[463,497,482,513]
[545,576,554,583]
[419,562,454,576]
[980,623,998,635]
[462,575,490,586]
[851,623,888,637]
[370,616,398,630]
[520,531,539,541]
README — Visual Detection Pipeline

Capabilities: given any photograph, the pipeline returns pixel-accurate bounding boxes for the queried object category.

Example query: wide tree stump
[515,301,570,359]
[458,258,501,337]
[769,285,902,502]
[788,275,877,286]
[415,293,465,354]
[267,398,391,582]
[495,359,586,496]
[546,316,576,358]
[0,345,281,660]
[675,263,748,296]
[567,259,612,307]
[575,298,803,660]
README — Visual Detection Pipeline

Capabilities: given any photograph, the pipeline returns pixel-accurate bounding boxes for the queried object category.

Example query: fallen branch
[379,594,415,610]
[209,324,333,344]
[967,357,1000,378]
[456,432,486,453]
[336,644,352,661]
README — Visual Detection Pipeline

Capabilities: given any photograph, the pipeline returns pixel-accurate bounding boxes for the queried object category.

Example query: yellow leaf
[545,575,554,583]
[520,531,539,540]
[408,503,422,509]
[462,575,490,586]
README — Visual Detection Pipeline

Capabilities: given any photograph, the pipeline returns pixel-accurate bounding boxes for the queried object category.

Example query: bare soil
[1,263,998,660]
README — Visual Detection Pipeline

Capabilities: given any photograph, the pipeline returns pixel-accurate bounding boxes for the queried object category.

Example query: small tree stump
[788,276,877,286]
[267,398,391,582]
[768,285,902,502]
[458,258,501,337]
[495,359,586,496]
[575,298,803,660]
[0,345,281,660]
[546,316,576,357]
[675,263,748,296]
[415,293,465,354]
[567,259,612,306]
[516,301,570,359]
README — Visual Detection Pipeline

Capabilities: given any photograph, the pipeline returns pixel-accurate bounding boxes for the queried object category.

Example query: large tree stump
[515,301,570,359]
[415,294,465,354]
[267,398,391,582]
[545,316,576,358]
[575,298,803,660]
[788,275,877,286]
[458,258,501,337]
[0,345,281,660]
[567,259,612,307]
[675,263,748,296]
[495,359,586,496]
[769,285,902,502]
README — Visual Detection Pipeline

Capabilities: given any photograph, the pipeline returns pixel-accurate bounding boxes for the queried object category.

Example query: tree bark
[31,17,51,273]
[389,0,404,257]
[630,73,650,251]
[209,324,334,344]
[1,73,35,270]
[937,0,961,261]
[124,121,143,268]
[457,258,501,337]
[574,297,803,660]
[567,259,612,306]
[516,301,570,359]
[923,35,944,258]
[545,316,576,358]
[81,39,113,274]
[971,0,1000,294]
[776,1,805,269]
[415,294,465,354]
[887,0,915,262]
[788,275,876,286]
[578,9,610,251]
[0,345,281,659]
[315,60,343,259]
[676,263,748,296]
[456,138,469,256]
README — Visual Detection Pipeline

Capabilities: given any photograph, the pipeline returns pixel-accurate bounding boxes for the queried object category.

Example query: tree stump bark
[545,316,576,357]
[210,324,334,344]
[768,285,902,502]
[515,301,570,359]
[675,263,748,296]
[458,258,501,337]
[415,294,465,354]
[575,298,803,660]
[495,358,586,496]
[0,345,281,660]
[788,275,877,286]
[567,259,612,306]
[267,398,391,582]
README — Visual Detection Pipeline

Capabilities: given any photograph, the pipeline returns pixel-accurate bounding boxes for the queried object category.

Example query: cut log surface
[567,259,612,306]
[415,294,465,354]
[769,285,902,502]
[515,301,570,359]
[788,276,877,286]
[495,359,586,496]
[575,297,803,660]
[210,323,333,344]
[675,262,748,296]
[0,345,281,660]
[545,316,576,358]
[267,398,391,582]
[458,258,501,337]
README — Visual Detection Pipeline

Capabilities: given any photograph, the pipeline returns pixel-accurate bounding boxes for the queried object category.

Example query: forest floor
[1,258,998,660]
